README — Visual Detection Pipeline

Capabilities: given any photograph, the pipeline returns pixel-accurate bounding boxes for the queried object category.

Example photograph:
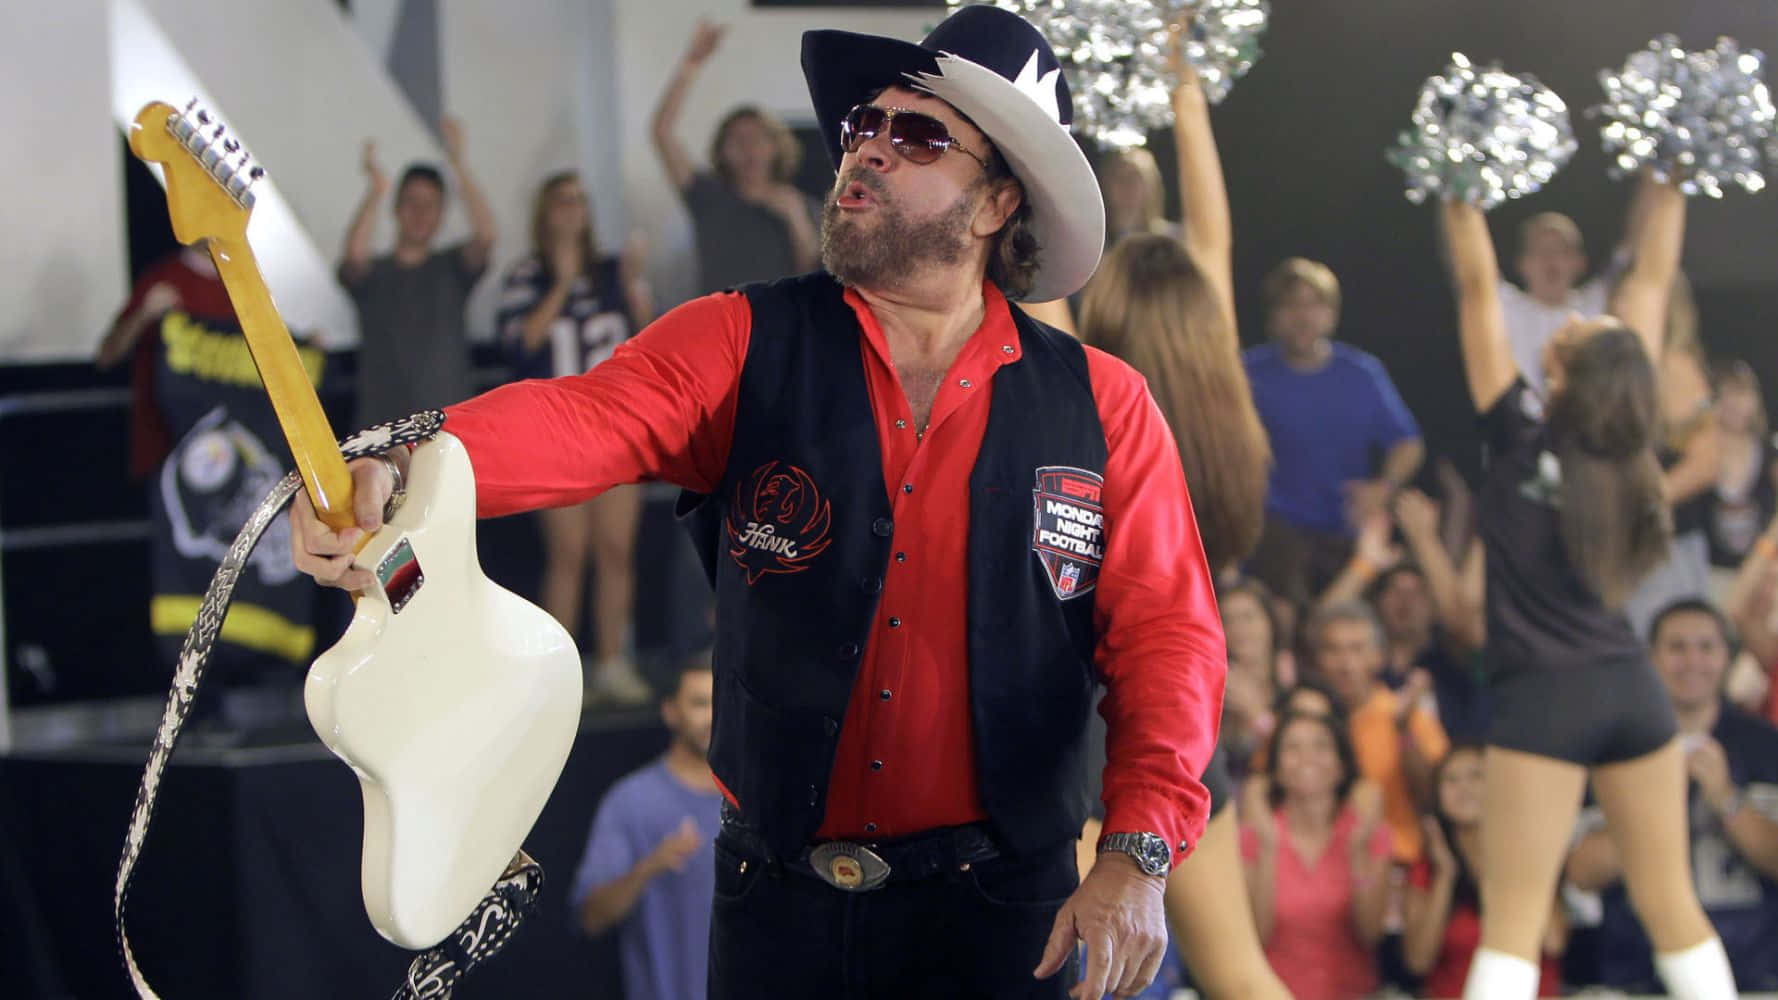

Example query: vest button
[808,786,819,806]
[872,517,893,537]
[823,718,839,737]
[862,576,883,594]
[839,642,861,659]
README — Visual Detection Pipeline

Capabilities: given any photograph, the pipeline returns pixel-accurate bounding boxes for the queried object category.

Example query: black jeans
[708,832,1080,1000]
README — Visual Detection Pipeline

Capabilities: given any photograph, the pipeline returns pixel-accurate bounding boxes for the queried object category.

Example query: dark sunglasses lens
[889,113,950,164]
[841,105,886,151]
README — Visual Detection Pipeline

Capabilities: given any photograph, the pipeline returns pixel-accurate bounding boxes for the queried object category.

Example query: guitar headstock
[129,99,265,248]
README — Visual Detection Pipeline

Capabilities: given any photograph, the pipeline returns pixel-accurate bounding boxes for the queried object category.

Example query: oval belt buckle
[809,842,891,892]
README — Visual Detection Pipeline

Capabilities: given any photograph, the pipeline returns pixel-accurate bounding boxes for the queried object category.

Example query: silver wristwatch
[1097,832,1172,877]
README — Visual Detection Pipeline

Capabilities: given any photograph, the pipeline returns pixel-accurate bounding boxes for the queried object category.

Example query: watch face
[1137,837,1170,874]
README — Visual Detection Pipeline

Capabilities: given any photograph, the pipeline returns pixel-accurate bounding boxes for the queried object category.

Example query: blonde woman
[497,172,655,705]
[1072,33,1288,1000]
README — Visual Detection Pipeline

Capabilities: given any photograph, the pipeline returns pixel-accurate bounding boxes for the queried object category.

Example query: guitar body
[126,100,580,956]
[304,432,582,949]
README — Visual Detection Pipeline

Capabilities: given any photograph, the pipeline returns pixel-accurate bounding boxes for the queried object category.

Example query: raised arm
[340,140,388,284]
[1315,511,1399,610]
[1727,516,1778,669]
[1660,348,1721,506]
[440,117,496,275]
[1395,489,1485,652]
[1168,26,1234,327]
[1439,200,1518,413]
[1608,174,1685,363]
[652,21,725,194]
[1611,168,1659,269]
[1401,822,1459,975]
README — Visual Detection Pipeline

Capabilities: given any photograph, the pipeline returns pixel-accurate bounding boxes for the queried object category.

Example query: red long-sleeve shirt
[444,282,1226,859]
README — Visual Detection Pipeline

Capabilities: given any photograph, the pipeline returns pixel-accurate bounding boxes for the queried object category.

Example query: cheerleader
[1071,31,1286,1000]
[1437,176,1736,999]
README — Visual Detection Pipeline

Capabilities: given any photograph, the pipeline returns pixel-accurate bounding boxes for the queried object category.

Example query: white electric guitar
[129,100,582,950]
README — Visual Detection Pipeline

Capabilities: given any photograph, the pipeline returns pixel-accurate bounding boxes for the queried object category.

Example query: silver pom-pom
[1595,35,1774,198]
[948,0,1268,149]
[1387,53,1578,212]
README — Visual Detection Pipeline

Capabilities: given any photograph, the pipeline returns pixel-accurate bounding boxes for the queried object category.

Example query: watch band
[1097,832,1172,877]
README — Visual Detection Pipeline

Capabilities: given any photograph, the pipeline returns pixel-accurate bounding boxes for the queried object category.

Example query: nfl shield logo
[1058,563,1080,595]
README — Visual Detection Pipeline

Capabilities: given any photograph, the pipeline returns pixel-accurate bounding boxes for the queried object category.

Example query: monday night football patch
[1032,466,1104,600]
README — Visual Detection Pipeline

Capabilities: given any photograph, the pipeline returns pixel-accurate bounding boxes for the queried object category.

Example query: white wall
[0,1,126,363]
[439,0,625,337]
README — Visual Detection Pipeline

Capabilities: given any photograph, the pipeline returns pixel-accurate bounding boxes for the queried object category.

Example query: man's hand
[1393,488,1440,544]
[642,817,705,878]
[1344,478,1396,532]
[682,19,726,69]
[1395,667,1434,727]
[1685,736,1738,815]
[1034,852,1167,999]
[142,281,182,320]
[288,455,400,590]
[754,183,810,223]
[440,115,466,165]
[363,139,389,197]
[1354,510,1402,573]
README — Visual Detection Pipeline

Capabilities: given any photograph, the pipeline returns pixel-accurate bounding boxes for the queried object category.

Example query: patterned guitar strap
[114,411,545,1000]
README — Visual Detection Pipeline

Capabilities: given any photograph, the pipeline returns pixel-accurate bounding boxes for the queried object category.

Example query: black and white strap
[115,411,542,999]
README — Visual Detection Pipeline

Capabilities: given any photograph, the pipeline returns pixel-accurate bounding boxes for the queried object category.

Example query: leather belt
[718,802,1000,892]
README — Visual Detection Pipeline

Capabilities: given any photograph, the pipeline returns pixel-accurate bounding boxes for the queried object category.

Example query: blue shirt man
[1242,258,1422,602]
[571,660,723,1000]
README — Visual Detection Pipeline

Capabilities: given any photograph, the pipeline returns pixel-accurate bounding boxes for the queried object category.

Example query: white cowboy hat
[801,5,1105,302]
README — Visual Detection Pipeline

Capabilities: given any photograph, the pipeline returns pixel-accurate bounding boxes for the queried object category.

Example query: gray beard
[820,175,975,290]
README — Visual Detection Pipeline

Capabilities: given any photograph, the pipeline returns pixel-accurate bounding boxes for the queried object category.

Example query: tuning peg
[195,109,211,125]
[212,124,226,140]
[223,138,240,154]
[249,166,266,182]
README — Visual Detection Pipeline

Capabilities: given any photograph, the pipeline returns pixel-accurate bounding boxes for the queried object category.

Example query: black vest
[679,273,1108,860]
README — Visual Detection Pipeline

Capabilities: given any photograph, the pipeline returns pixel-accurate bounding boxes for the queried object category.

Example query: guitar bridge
[376,537,425,614]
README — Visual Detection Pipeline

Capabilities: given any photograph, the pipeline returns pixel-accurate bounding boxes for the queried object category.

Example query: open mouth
[836,179,876,209]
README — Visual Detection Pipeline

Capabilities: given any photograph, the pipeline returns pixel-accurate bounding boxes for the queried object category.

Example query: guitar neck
[209,240,357,531]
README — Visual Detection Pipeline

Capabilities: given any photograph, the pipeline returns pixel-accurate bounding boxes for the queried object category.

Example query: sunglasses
[840,104,991,170]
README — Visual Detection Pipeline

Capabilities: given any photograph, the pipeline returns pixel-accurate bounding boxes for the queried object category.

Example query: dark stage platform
[0,710,668,999]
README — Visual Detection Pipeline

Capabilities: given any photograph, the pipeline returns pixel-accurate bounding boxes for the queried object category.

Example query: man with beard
[291,8,1225,999]
[571,656,722,1000]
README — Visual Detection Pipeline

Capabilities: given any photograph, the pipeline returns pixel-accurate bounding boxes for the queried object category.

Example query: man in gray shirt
[339,116,496,428]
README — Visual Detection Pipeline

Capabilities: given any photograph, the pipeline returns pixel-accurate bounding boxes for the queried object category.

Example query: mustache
[836,167,889,201]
